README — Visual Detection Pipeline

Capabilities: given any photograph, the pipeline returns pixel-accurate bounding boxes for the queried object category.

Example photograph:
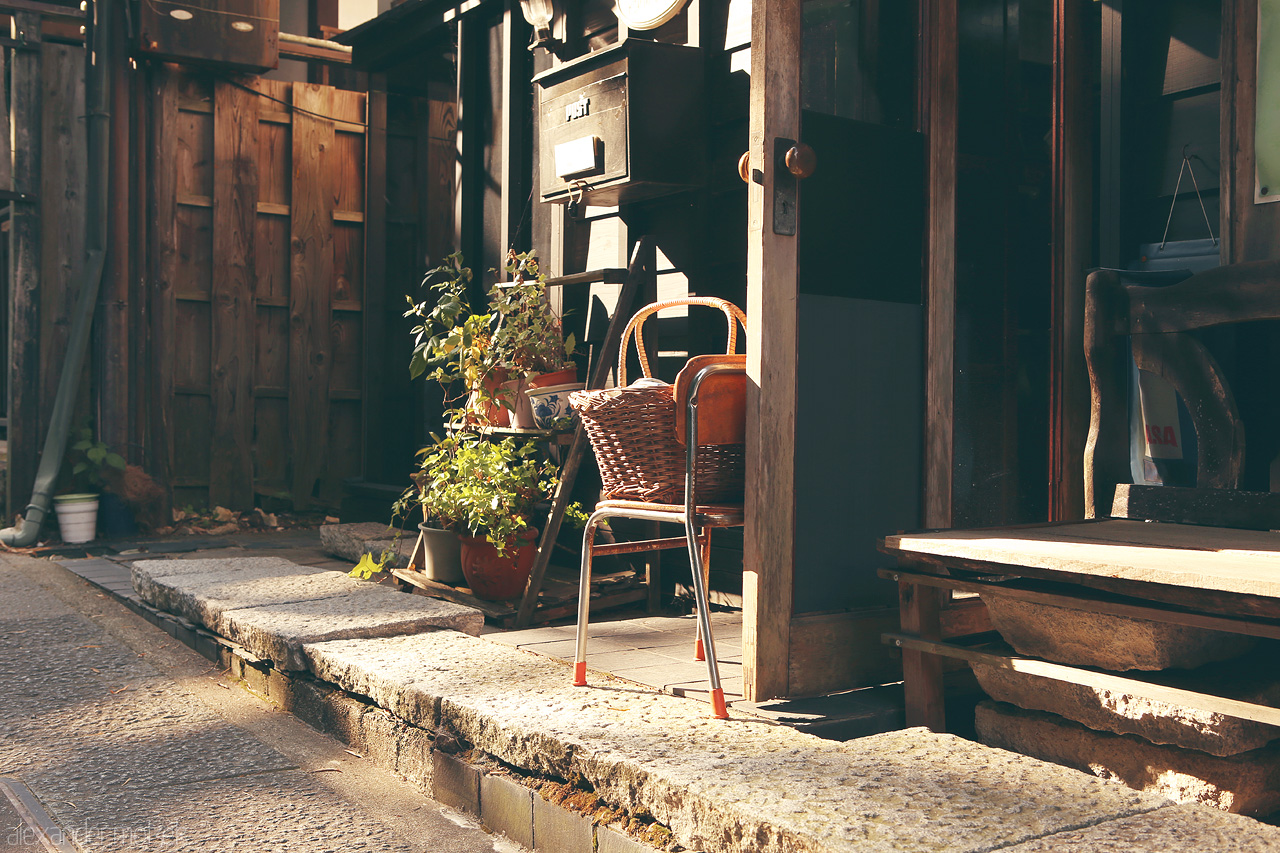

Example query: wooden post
[100,0,131,459]
[742,0,800,702]
[148,66,177,520]
[899,576,945,730]
[7,12,41,514]
[362,80,388,483]
[209,80,259,509]
[500,1,528,256]
[920,0,957,531]
[1049,0,1093,521]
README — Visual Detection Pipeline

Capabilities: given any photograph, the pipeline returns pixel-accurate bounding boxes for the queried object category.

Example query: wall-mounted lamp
[518,0,559,51]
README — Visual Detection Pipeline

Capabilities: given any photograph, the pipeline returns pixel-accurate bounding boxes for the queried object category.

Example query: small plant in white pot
[54,428,126,544]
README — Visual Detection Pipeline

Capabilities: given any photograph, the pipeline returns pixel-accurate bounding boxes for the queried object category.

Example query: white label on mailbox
[555,136,601,178]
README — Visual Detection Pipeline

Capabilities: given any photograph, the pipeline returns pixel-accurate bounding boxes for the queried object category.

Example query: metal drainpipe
[1,0,111,548]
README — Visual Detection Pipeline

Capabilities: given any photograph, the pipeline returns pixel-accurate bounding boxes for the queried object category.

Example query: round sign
[614,0,690,31]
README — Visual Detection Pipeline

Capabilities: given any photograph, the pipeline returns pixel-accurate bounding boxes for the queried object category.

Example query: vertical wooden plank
[921,0,957,530]
[289,83,335,509]
[1219,0,1237,265]
[742,0,801,702]
[39,43,86,445]
[131,62,150,466]
[7,12,40,513]
[102,0,132,458]
[210,80,258,509]
[500,2,529,256]
[1049,0,1092,521]
[362,83,388,483]
[149,65,178,517]
[899,578,945,730]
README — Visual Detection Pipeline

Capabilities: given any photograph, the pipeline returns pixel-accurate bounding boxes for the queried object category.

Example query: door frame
[741,0,958,702]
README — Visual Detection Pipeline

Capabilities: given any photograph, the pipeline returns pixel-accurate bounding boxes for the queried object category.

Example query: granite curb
[80,554,1280,853]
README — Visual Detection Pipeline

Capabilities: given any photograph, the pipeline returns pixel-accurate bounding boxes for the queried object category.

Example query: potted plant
[406,253,508,428]
[398,436,469,584]
[413,433,558,600]
[54,427,126,543]
[490,251,579,427]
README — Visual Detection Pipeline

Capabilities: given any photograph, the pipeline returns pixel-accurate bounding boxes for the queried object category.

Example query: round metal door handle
[738,151,751,183]
[785,143,817,179]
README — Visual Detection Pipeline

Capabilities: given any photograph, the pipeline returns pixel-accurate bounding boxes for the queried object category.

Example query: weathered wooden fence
[4,15,89,519]
[150,69,367,512]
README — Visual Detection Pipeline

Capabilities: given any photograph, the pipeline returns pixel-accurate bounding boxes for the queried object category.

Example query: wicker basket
[571,298,747,505]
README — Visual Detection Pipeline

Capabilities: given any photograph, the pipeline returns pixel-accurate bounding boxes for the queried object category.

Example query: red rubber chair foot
[573,660,588,686]
[694,637,705,662]
[711,688,728,719]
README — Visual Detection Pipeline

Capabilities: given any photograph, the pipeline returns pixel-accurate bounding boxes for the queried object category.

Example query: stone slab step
[301,631,1181,853]
[320,522,414,569]
[972,651,1280,756]
[976,700,1280,817]
[132,558,482,671]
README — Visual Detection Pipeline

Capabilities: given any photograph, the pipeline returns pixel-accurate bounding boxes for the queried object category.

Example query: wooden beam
[899,579,945,730]
[0,0,84,21]
[886,632,1280,728]
[1097,0,1123,269]
[100,0,131,459]
[280,39,352,65]
[743,0,801,702]
[7,11,41,514]
[1049,0,1092,521]
[361,82,388,482]
[499,2,527,256]
[289,84,336,509]
[883,567,1280,642]
[209,80,258,509]
[920,0,956,530]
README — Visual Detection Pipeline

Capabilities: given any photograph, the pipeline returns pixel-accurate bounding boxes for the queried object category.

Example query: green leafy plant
[413,435,556,554]
[63,427,126,494]
[490,250,577,377]
[405,254,504,425]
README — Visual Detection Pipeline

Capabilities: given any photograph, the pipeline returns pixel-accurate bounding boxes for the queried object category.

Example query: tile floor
[483,611,745,704]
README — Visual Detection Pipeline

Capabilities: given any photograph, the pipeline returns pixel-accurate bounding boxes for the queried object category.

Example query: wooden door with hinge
[744,0,946,701]
[150,68,366,514]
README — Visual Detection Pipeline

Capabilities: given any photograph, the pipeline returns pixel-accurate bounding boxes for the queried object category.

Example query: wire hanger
[1160,145,1217,250]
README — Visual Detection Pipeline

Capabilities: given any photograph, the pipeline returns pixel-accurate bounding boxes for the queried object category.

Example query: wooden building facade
[4,0,1276,701]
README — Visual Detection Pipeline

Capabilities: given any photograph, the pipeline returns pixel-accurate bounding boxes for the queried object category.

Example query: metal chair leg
[694,529,711,662]
[684,516,727,718]
[573,510,605,687]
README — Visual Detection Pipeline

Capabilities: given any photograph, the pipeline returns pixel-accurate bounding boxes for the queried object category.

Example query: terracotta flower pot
[458,528,538,600]
[467,369,510,427]
[527,367,578,390]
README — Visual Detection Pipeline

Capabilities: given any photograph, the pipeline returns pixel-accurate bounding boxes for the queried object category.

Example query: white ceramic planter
[527,382,585,430]
[501,376,537,429]
[53,493,99,544]
[419,523,464,584]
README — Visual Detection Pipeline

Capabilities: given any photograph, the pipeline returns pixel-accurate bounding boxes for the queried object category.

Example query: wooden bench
[883,260,1280,732]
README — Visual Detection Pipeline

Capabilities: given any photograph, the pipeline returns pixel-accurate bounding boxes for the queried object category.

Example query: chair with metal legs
[571,325,747,719]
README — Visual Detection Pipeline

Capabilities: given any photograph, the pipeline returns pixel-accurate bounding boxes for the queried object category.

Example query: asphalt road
[0,549,525,853]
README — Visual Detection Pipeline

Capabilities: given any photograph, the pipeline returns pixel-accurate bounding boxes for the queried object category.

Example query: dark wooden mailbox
[535,41,704,207]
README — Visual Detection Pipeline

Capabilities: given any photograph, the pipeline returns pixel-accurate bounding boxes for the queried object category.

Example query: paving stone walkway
[0,549,525,853]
